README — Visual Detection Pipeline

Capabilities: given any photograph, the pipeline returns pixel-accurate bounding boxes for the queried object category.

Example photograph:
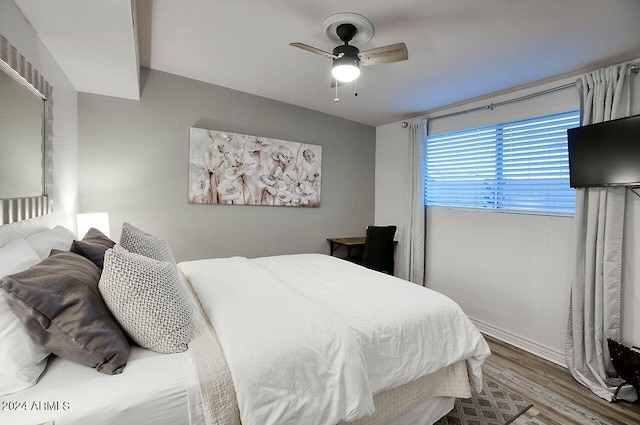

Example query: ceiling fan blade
[290,42,337,59]
[358,43,408,66]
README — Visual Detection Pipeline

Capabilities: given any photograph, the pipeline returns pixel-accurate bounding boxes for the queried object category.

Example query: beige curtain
[565,62,636,402]
[406,116,427,285]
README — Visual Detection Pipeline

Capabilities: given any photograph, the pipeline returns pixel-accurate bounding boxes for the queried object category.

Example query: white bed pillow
[120,222,175,263]
[0,239,51,396]
[99,245,192,354]
[24,225,76,259]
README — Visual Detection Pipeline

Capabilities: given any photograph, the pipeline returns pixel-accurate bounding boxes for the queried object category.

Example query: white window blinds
[425,110,580,214]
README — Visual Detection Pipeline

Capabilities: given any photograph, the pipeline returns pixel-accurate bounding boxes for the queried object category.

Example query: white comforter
[178,254,489,425]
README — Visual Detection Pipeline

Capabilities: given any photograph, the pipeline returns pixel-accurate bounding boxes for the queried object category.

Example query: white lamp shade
[77,212,110,239]
[332,64,360,83]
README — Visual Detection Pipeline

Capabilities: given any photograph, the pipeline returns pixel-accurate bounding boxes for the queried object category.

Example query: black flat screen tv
[567,114,640,188]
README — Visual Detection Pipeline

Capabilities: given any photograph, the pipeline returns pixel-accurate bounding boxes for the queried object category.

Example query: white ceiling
[13,0,140,100]
[13,0,640,126]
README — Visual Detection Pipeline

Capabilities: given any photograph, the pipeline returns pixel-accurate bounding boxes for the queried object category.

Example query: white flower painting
[189,128,322,207]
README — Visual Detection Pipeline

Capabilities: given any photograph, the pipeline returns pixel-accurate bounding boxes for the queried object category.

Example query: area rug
[434,377,533,425]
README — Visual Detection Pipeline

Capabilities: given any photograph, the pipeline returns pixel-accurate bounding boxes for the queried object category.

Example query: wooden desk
[327,237,365,259]
[328,237,399,261]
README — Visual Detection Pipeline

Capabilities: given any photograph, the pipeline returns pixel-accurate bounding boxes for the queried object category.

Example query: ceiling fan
[290,13,408,88]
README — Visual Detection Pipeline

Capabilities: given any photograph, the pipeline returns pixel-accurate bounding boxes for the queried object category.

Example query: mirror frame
[0,34,54,225]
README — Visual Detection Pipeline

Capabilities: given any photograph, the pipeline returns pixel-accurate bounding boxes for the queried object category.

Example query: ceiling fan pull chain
[354,78,358,97]
[334,79,339,102]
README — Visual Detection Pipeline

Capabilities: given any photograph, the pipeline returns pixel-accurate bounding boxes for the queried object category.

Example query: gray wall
[79,68,375,262]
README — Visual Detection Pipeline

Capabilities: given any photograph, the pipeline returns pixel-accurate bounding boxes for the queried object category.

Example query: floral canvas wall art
[189,128,322,207]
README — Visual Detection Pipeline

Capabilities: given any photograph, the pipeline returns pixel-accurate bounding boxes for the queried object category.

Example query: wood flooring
[483,335,640,424]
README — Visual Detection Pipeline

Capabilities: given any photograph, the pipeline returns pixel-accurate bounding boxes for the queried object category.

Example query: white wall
[375,123,411,279]
[376,70,640,365]
[0,0,79,244]
[78,68,376,262]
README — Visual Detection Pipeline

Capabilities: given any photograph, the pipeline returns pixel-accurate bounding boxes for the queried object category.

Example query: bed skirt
[341,361,470,425]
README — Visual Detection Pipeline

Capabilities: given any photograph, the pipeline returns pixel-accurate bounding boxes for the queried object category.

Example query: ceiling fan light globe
[332,64,360,83]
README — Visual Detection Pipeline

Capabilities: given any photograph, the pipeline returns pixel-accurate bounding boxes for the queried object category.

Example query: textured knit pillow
[120,222,175,263]
[99,245,193,353]
[71,227,116,270]
[0,250,130,375]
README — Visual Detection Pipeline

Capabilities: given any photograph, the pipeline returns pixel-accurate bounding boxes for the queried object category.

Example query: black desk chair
[362,225,396,275]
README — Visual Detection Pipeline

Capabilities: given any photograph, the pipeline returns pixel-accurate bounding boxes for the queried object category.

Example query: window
[425,110,580,214]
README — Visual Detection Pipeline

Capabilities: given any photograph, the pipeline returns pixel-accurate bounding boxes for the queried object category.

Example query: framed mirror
[0,34,53,225]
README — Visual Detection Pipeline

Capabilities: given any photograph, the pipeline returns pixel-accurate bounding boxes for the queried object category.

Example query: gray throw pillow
[70,227,116,270]
[99,245,193,354]
[120,222,175,263]
[0,250,129,374]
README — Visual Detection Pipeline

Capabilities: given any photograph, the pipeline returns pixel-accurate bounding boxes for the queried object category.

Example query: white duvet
[178,254,489,425]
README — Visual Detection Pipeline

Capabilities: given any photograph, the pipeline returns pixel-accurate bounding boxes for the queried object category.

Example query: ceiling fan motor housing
[336,23,358,43]
[332,44,360,71]
[333,23,360,72]
[333,44,360,60]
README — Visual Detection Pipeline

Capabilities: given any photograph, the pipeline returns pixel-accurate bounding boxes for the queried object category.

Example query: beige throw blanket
[181,269,241,425]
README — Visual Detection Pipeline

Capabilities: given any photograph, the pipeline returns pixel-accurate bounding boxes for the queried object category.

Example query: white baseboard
[470,317,567,368]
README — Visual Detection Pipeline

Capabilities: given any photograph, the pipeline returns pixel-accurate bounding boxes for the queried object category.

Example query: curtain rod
[400,60,640,127]
[417,61,640,124]
[426,82,577,122]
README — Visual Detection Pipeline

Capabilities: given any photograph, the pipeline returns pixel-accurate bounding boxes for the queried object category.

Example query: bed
[0,224,490,425]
